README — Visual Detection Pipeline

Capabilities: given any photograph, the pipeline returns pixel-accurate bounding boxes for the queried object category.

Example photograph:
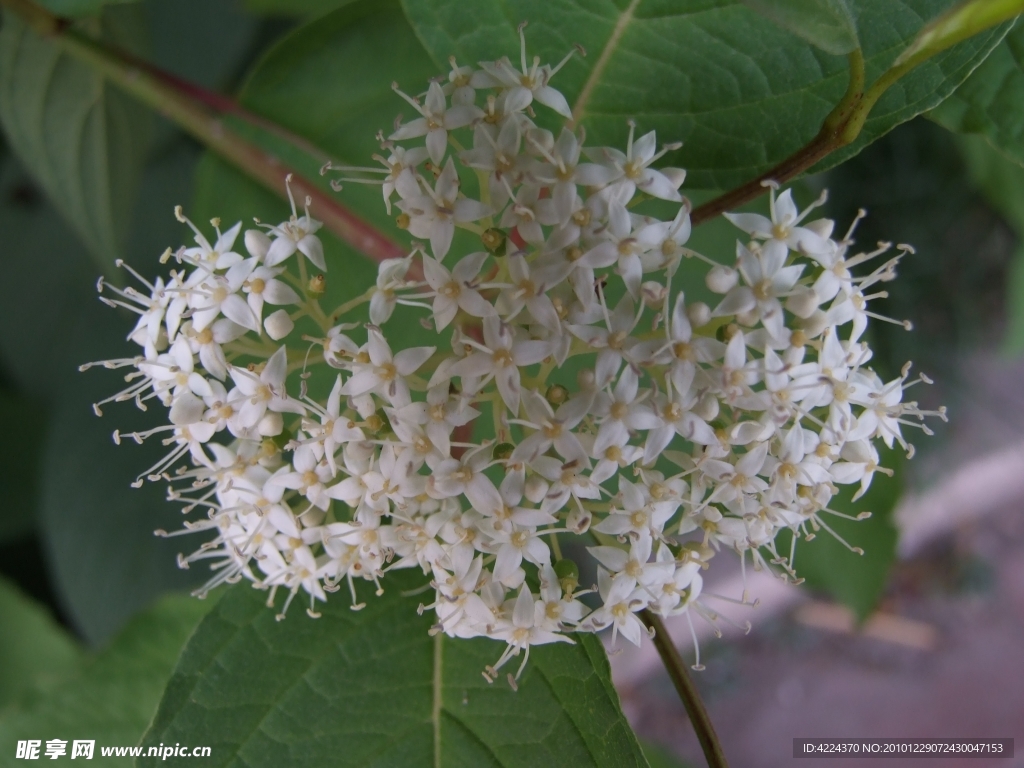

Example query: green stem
[639,610,729,768]
[0,0,405,265]
[328,288,374,321]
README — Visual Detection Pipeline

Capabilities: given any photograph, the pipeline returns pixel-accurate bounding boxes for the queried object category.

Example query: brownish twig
[639,610,729,768]
[0,0,406,265]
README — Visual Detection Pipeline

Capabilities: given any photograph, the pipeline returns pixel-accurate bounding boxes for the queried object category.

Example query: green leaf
[400,0,1009,190]
[742,0,859,55]
[1002,241,1024,356]
[956,131,1024,231]
[954,133,1024,354]
[241,0,356,16]
[931,21,1024,166]
[145,0,263,93]
[0,390,45,543]
[0,144,207,644]
[0,593,212,768]
[640,741,692,768]
[894,0,1024,71]
[0,6,151,272]
[36,0,138,18]
[0,575,82,711]
[0,152,99,398]
[792,448,903,620]
[40,368,210,644]
[139,574,648,768]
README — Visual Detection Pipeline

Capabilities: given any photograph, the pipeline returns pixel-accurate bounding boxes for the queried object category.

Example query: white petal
[534,85,572,118]
[263,279,300,306]
[394,346,435,375]
[513,585,535,627]
[298,235,326,271]
[722,212,772,238]
[587,545,628,572]
[221,294,260,332]
[264,236,297,267]
[426,127,448,165]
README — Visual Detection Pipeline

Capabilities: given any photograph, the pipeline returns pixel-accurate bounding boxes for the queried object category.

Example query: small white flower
[228,346,304,428]
[451,315,551,414]
[390,80,483,165]
[584,124,682,204]
[395,158,490,260]
[580,566,650,646]
[510,390,589,464]
[188,260,259,333]
[241,262,300,322]
[176,210,244,269]
[430,445,503,516]
[477,28,574,118]
[263,178,326,270]
[724,186,833,260]
[422,251,495,330]
[369,256,413,325]
[345,329,435,407]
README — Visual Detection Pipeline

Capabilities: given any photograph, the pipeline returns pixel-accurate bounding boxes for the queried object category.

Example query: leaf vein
[571,0,643,124]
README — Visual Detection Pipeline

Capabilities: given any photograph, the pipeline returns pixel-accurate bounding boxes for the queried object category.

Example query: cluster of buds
[86,29,943,683]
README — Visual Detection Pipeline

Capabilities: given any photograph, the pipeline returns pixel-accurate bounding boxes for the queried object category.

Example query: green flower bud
[545,384,569,406]
[554,558,579,593]
[481,227,506,255]
[492,442,514,461]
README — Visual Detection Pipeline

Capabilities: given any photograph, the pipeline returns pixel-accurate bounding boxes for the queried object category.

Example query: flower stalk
[640,610,729,768]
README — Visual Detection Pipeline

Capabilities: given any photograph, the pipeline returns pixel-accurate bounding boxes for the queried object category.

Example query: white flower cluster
[87,30,943,682]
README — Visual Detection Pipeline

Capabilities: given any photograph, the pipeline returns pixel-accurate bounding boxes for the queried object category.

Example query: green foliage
[640,741,692,768]
[742,0,859,55]
[1003,241,1024,355]
[241,0,356,16]
[0,146,207,644]
[791,448,903,621]
[894,0,1024,72]
[0,593,211,768]
[144,0,263,93]
[36,0,137,18]
[40,366,209,644]
[931,20,1024,166]
[957,132,1024,230]
[0,153,99,397]
[139,574,648,768]
[0,576,81,711]
[955,133,1024,354]
[400,0,1008,190]
[0,390,45,543]
[0,7,151,273]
